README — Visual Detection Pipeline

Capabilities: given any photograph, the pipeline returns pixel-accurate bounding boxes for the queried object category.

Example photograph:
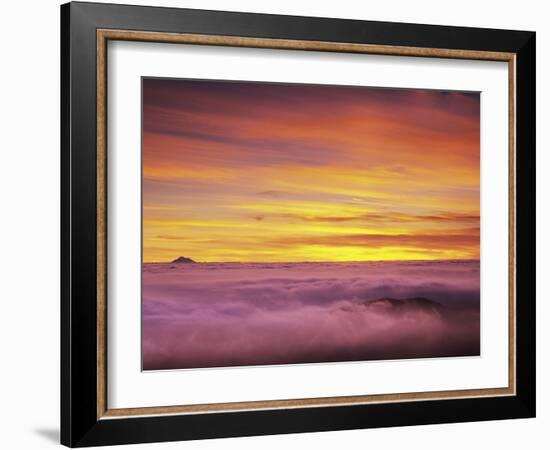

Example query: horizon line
[143,258,480,264]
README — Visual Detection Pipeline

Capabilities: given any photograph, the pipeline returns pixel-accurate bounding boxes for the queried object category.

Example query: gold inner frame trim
[96,28,517,420]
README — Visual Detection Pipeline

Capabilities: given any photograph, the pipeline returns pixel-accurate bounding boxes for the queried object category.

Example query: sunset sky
[142,79,480,263]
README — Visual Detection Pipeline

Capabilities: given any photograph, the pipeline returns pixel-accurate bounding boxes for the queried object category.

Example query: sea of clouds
[142,261,480,370]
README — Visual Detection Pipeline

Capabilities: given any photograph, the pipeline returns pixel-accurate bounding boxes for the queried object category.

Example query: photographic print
[142,78,480,371]
[62,7,535,444]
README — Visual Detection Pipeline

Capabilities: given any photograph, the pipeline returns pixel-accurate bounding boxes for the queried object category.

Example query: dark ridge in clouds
[142,260,480,370]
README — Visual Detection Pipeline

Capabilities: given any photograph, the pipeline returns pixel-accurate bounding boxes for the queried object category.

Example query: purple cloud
[142,260,480,370]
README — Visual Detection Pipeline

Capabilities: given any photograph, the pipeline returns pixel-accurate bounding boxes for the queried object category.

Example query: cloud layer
[142,260,480,370]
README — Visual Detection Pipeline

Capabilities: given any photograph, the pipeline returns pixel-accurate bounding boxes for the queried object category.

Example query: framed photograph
[61,2,536,447]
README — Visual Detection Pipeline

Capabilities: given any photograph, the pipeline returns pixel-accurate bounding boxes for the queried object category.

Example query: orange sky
[142,79,480,262]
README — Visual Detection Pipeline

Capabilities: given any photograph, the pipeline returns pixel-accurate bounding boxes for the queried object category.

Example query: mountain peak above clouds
[171,256,197,264]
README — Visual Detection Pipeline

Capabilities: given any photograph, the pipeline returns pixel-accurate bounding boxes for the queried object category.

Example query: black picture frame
[61,1,536,447]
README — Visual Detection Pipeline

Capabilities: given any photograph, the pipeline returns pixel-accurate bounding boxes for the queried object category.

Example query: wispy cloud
[143,79,479,262]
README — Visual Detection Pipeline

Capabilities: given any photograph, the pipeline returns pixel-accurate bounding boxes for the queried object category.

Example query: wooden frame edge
[97,29,108,419]
[95,28,517,420]
[100,387,515,419]
[508,55,517,395]
[98,28,515,61]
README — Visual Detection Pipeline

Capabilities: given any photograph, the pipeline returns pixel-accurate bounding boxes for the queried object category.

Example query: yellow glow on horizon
[142,80,480,263]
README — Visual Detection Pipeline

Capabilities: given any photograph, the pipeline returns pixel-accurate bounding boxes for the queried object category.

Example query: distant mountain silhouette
[171,256,197,264]
[364,297,445,316]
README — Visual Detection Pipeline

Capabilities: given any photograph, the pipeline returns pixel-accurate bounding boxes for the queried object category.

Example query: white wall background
[0,0,546,448]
